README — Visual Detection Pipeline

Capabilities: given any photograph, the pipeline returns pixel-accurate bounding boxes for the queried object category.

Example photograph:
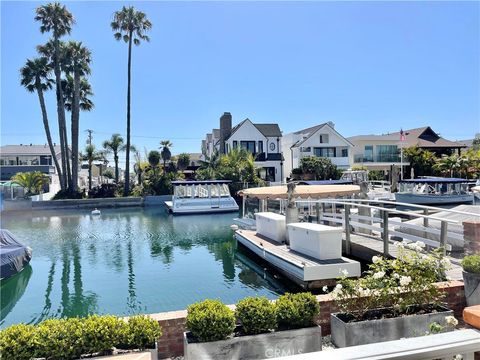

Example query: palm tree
[35,2,75,191]
[434,154,460,177]
[11,171,49,196]
[102,134,126,184]
[62,41,92,192]
[160,140,172,174]
[20,57,63,183]
[147,150,161,177]
[111,6,152,196]
[80,144,105,190]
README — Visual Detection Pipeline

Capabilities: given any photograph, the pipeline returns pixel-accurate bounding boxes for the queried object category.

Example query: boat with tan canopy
[237,184,361,200]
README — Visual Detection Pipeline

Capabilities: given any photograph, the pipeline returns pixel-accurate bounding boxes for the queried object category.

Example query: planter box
[331,306,453,347]
[463,271,480,306]
[184,325,321,360]
[255,212,286,243]
[288,223,342,260]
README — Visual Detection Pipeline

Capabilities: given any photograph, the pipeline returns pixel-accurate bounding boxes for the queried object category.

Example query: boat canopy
[399,178,469,183]
[171,180,232,185]
[237,184,361,200]
[297,180,353,185]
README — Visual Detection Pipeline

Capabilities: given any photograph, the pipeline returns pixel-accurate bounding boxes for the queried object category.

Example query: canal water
[1,207,293,327]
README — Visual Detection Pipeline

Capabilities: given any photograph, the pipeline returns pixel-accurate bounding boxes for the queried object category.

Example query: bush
[122,315,162,350]
[35,318,85,360]
[235,297,276,335]
[88,183,117,198]
[0,323,36,360]
[52,189,85,200]
[462,255,480,274]
[275,293,320,330]
[82,315,127,355]
[186,299,235,342]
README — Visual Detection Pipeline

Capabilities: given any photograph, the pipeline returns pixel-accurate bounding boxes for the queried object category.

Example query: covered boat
[396,178,474,205]
[0,229,32,280]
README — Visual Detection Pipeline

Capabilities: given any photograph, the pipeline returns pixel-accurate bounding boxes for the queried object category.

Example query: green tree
[35,2,75,191]
[177,153,191,171]
[80,144,105,190]
[147,150,161,177]
[197,151,220,180]
[103,169,114,180]
[20,57,63,183]
[111,6,152,196]
[160,140,172,174]
[102,134,126,184]
[11,171,49,196]
[403,146,437,177]
[299,156,340,180]
[62,41,92,192]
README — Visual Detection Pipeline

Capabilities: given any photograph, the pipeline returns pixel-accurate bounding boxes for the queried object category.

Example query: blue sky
[2,1,479,165]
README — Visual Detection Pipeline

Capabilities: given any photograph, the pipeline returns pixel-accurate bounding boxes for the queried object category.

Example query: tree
[20,57,63,183]
[177,153,190,171]
[147,150,161,177]
[80,145,105,190]
[103,169,114,180]
[403,146,437,177]
[111,6,152,196]
[160,140,172,174]
[299,156,340,180]
[11,172,49,196]
[472,134,480,151]
[62,41,92,192]
[102,134,126,184]
[35,2,75,191]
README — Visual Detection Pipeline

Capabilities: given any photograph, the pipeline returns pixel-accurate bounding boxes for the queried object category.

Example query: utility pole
[85,129,93,145]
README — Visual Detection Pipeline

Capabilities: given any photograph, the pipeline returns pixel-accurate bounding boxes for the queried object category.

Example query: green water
[0,207,292,327]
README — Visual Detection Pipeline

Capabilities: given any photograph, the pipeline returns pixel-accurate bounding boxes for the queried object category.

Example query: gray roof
[292,122,353,148]
[0,144,62,156]
[254,124,282,137]
[293,123,328,135]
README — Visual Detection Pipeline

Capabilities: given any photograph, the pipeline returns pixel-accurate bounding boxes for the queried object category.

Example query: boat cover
[0,229,32,280]
[237,184,360,200]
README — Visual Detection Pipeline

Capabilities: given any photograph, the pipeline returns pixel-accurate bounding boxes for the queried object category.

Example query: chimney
[219,112,232,154]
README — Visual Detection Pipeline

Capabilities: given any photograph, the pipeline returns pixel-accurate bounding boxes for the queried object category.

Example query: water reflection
[0,265,32,324]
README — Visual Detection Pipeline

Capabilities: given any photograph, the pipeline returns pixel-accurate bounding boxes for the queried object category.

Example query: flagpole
[400,145,404,180]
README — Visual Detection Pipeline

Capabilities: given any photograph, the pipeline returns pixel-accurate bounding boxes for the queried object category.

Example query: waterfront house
[348,126,465,173]
[0,144,63,181]
[281,122,353,181]
[202,112,284,183]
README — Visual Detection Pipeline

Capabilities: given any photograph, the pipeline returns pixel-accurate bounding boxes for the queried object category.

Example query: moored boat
[0,229,32,280]
[396,178,474,205]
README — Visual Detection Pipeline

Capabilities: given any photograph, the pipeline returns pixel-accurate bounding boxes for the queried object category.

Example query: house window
[364,145,374,161]
[377,145,399,162]
[233,141,238,149]
[258,141,263,154]
[319,134,329,143]
[314,147,335,157]
[240,141,256,154]
[341,148,348,157]
[300,147,311,152]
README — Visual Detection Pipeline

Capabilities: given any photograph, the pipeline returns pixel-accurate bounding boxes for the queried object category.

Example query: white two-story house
[281,122,353,181]
[202,112,284,183]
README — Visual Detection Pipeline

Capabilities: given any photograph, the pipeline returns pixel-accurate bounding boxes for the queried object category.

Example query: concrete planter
[331,306,453,347]
[184,325,321,360]
[463,271,480,306]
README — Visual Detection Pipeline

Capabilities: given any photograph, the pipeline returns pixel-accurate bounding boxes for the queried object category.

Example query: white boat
[165,180,239,214]
[395,178,474,205]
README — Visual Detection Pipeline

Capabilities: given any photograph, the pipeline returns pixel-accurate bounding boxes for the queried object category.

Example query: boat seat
[464,305,480,329]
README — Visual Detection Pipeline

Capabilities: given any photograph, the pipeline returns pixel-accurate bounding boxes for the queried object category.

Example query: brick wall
[151,280,466,359]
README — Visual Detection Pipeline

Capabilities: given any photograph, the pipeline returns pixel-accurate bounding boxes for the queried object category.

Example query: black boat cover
[0,229,32,280]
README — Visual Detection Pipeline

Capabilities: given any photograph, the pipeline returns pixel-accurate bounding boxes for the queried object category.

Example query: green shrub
[0,323,37,360]
[462,255,480,274]
[82,315,127,354]
[235,297,276,335]
[122,315,162,350]
[186,299,235,342]
[35,318,85,360]
[275,293,320,330]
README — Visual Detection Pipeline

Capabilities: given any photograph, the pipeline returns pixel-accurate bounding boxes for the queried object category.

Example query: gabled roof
[0,144,63,156]
[292,123,353,148]
[226,118,282,140]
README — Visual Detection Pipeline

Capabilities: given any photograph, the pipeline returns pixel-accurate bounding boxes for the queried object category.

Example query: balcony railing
[255,153,282,162]
[354,154,403,163]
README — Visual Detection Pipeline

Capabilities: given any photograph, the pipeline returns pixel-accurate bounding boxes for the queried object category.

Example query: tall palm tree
[160,140,172,174]
[102,134,125,184]
[80,144,104,190]
[20,57,63,182]
[35,2,75,191]
[111,6,152,196]
[62,41,92,192]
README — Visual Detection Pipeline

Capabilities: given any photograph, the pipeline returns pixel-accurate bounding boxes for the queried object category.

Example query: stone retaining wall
[31,197,143,210]
[151,280,465,359]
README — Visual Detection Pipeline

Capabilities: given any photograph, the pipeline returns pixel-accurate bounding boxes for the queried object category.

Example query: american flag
[400,129,406,142]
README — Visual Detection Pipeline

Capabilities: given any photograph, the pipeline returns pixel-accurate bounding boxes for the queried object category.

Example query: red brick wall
[152,280,466,359]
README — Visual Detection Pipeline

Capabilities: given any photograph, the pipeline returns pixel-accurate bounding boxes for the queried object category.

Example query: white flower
[335,284,343,290]
[373,271,385,279]
[445,316,458,327]
[415,241,426,249]
[341,269,349,277]
[393,273,400,279]
[441,257,452,268]
[322,285,329,292]
[372,256,381,263]
[400,276,412,286]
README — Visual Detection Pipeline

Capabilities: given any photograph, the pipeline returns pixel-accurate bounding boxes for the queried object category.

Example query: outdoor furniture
[255,212,286,243]
[287,223,342,260]
[464,305,480,329]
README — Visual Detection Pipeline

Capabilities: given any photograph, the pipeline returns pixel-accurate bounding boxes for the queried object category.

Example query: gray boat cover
[0,229,32,280]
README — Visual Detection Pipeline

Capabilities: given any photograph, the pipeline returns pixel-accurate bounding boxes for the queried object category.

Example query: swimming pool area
[0,207,293,328]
